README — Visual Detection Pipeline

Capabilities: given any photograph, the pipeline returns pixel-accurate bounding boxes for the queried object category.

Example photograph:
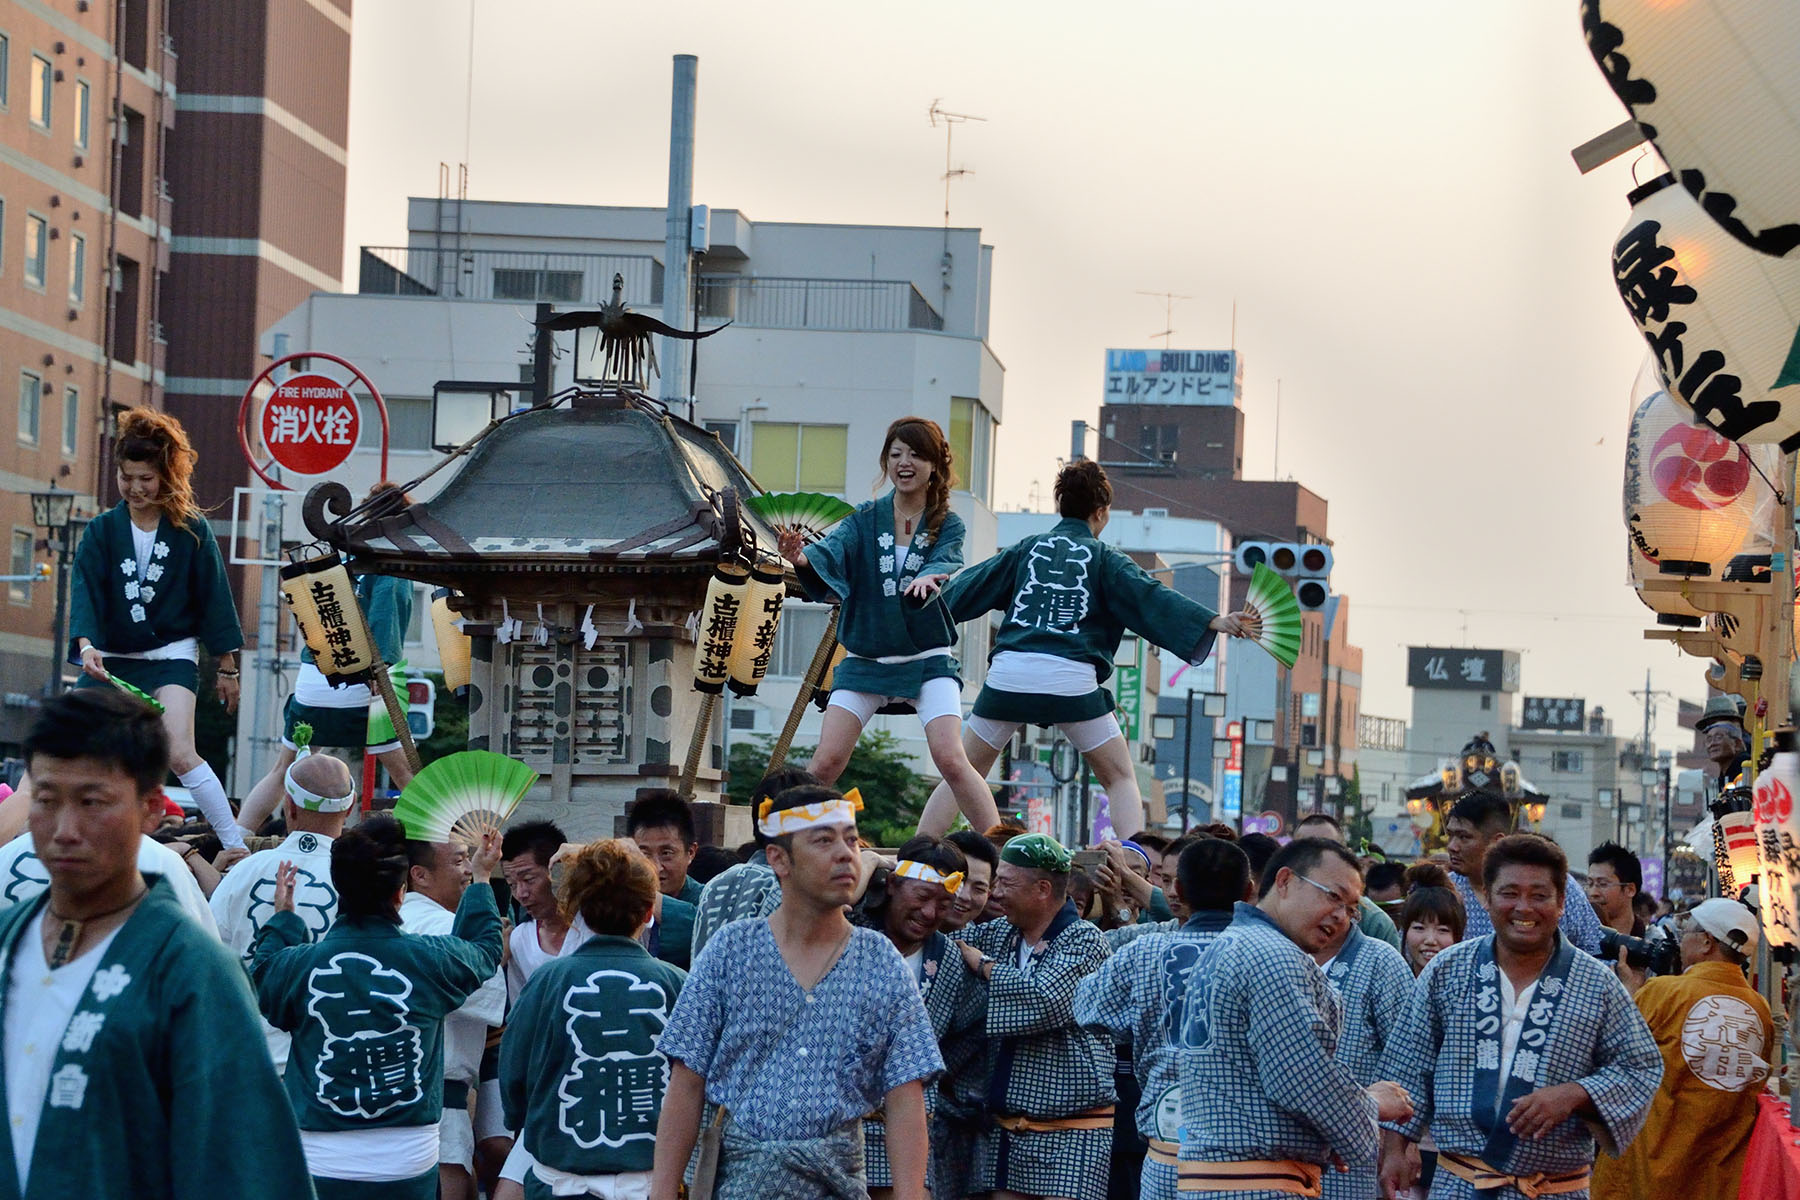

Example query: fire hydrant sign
[262,373,360,475]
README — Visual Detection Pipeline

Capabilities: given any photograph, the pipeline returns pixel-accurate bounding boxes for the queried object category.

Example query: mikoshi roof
[1403,772,1548,803]
[302,397,780,585]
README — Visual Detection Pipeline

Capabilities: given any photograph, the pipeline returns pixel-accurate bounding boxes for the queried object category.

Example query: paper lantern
[1583,0,1800,259]
[1623,374,1758,580]
[1710,786,1759,887]
[726,558,785,697]
[280,546,379,686]
[693,561,749,694]
[1612,174,1800,448]
[1751,740,1798,947]
[430,587,472,695]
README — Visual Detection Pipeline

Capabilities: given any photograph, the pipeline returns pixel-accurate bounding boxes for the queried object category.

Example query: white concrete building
[246,198,1004,790]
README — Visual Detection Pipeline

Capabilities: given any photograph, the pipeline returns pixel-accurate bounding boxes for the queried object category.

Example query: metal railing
[695,275,945,332]
[358,247,663,307]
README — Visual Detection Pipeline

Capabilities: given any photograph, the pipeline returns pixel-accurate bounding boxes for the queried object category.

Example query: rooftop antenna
[928,99,984,295]
[1138,291,1191,349]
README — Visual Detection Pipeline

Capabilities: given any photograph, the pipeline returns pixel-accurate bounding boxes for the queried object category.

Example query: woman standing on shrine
[778,417,999,833]
[252,816,505,1200]
[66,408,249,848]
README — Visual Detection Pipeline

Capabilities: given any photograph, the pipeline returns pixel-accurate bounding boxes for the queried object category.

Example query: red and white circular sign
[260,373,361,475]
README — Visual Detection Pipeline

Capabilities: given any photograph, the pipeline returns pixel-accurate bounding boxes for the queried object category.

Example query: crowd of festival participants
[0,407,1772,1200]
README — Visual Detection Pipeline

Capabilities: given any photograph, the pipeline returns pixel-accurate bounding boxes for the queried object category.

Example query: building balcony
[359,246,665,307]
[696,275,944,333]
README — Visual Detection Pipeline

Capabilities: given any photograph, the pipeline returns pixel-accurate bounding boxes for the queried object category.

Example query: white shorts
[969,712,1122,755]
[501,1140,535,1183]
[473,1077,509,1142]
[827,675,963,728]
[438,1107,474,1172]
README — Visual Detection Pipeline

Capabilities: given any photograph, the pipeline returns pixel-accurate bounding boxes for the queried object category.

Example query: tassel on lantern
[727,558,786,698]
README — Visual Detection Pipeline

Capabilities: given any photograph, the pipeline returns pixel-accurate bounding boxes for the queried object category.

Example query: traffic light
[1232,542,1332,610]
[405,676,436,740]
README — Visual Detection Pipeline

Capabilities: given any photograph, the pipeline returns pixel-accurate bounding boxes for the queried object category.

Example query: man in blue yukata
[1378,834,1661,1200]
[1445,794,1604,956]
[651,783,942,1200]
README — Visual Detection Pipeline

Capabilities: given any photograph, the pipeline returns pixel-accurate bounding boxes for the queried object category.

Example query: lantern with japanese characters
[692,561,750,695]
[430,587,473,696]
[1612,175,1800,448]
[280,546,378,686]
[1583,0,1800,259]
[726,558,785,697]
[1751,734,1799,947]
[1623,373,1759,590]
[1711,785,1759,891]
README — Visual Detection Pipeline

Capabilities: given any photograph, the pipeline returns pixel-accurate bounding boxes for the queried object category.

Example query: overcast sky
[343,2,1704,748]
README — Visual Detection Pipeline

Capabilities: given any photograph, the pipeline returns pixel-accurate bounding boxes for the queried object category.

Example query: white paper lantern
[726,558,786,697]
[1751,743,1798,947]
[1583,0,1800,258]
[1624,379,1758,582]
[1613,175,1800,448]
[692,561,750,695]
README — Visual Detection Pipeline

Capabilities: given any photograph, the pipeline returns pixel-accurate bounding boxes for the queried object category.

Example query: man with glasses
[1591,898,1771,1200]
[1175,837,1413,1198]
[1379,835,1661,1200]
[1585,843,1645,937]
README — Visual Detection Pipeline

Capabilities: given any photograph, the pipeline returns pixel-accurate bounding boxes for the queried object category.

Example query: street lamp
[28,483,81,697]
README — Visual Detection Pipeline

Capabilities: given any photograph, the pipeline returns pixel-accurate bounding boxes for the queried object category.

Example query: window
[22,213,45,288]
[74,79,88,149]
[770,604,831,678]
[404,585,427,646]
[1551,750,1584,773]
[110,253,140,362]
[61,386,77,456]
[749,422,847,492]
[703,419,738,456]
[948,397,994,505]
[1479,694,1491,711]
[8,530,31,605]
[118,107,144,219]
[0,34,10,108]
[1560,803,1583,820]
[357,394,431,451]
[492,268,582,303]
[17,371,40,444]
[28,54,48,129]
[68,231,84,303]
[729,706,757,731]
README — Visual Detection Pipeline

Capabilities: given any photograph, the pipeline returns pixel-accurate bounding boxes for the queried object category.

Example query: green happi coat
[0,876,312,1200]
[797,493,966,699]
[942,516,1219,723]
[67,503,243,659]
[251,880,504,1132]
[500,935,687,1189]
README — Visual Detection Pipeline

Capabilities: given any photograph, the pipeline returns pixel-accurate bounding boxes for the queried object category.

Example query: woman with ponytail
[778,417,999,832]
[67,408,249,847]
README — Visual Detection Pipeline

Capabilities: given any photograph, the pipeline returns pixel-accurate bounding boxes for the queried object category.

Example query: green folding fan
[1244,562,1303,669]
[745,491,856,544]
[103,670,166,714]
[393,750,536,845]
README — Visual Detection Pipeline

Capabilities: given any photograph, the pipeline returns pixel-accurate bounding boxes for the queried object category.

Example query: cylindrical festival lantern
[1583,0,1800,259]
[1751,734,1799,949]
[1623,377,1758,583]
[280,546,378,685]
[693,561,750,695]
[1711,786,1759,890]
[727,558,786,697]
[1612,175,1800,448]
[430,587,472,696]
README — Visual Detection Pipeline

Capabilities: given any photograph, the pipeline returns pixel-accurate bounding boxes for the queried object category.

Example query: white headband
[285,755,357,814]
[757,788,863,838]
[893,859,965,895]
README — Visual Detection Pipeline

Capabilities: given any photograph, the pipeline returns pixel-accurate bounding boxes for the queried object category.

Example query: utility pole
[661,55,698,406]
[1630,670,1673,857]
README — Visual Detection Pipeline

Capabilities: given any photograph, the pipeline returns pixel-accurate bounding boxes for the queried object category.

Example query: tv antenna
[928,99,985,231]
[1138,291,1192,349]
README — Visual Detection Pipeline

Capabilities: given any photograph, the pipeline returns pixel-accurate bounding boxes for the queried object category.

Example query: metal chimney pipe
[661,54,698,406]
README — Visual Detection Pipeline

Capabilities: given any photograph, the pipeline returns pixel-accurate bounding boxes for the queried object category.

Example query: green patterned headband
[1000,832,1072,874]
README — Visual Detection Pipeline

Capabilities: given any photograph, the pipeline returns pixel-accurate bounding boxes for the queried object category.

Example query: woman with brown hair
[498,839,686,1198]
[67,407,248,848]
[778,416,998,833]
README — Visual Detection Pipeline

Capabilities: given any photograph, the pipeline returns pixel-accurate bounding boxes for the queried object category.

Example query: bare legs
[918,728,1002,837]
[1083,735,1144,841]
[809,706,999,836]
